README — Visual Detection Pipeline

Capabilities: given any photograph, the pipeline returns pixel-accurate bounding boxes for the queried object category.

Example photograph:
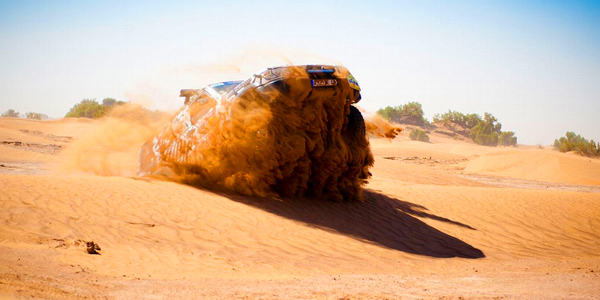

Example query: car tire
[347,105,366,138]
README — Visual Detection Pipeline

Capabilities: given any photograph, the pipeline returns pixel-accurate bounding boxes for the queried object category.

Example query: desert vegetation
[433,111,517,147]
[409,128,430,142]
[25,112,49,120]
[376,103,518,147]
[376,102,429,126]
[499,131,518,147]
[553,132,599,157]
[1,109,20,118]
[65,98,126,119]
[433,110,481,128]
[2,109,49,120]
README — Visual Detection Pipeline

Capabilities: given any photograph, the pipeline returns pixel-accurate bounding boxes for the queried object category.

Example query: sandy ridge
[0,118,599,299]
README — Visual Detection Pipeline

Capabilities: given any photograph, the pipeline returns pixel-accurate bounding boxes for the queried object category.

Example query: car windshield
[209,81,243,95]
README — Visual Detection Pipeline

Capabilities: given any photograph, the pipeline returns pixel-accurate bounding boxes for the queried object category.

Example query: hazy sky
[1,0,599,145]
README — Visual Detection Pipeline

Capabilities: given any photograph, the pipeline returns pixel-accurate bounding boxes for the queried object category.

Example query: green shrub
[409,128,430,142]
[65,99,107,118]
[433,110,482,129]
[498,131,517,146]
[468,113,502,146]
[1,109,20,118]
[376,106,400,121]
[399,102,424,118]
[102,98,127,107]
[376,102,428,126]
[554,132,599,157]
[65,98,126,119]
[434,111,516,147]
[470,124,498,145]
[25,112,48,120]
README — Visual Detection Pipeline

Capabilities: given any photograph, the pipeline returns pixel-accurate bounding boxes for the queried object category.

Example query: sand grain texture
[0,118,599,299]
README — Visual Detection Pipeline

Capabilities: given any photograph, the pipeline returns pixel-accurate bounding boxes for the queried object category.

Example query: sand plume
[56,104,169,176]
[364,113,403,139]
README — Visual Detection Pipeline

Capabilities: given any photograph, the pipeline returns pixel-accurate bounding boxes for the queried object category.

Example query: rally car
[139,65,373,201]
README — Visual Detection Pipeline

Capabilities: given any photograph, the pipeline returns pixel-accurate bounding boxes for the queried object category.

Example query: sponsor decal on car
[347,74,360,91]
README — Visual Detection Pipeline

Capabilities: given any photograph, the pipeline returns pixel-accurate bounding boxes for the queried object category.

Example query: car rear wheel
[339,105,373,201]
[347,105,366,138]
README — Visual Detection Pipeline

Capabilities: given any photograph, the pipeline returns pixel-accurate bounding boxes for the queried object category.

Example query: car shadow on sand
[221,189,485,259]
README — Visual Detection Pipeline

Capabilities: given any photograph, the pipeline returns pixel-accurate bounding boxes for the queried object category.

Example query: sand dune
[0,118,599,299]
[0,118,96,164]
[0,117,97,137]
[463,148,600,186]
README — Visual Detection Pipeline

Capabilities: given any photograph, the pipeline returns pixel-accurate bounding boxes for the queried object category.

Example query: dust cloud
[56,104,169,176]
[364,113,403,139]
[59,49,400,201]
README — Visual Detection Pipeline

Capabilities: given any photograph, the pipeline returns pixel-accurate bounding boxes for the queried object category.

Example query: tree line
[554,132,599,157]
[1,98,126,120]
[64,98,126,118]
[1,109,48,120]
[376,102,599,157]
[376,103,517,147]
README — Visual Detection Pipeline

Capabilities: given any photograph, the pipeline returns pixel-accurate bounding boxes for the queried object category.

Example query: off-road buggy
[139,65,373,201]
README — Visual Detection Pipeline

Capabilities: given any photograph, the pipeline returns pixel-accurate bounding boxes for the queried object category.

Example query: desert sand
[1,117,599,299]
